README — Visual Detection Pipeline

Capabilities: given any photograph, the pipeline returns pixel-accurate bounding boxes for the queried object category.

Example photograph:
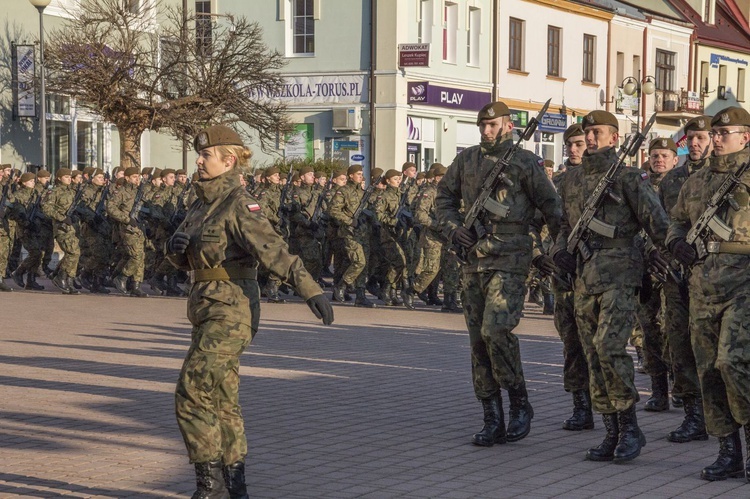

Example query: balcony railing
[652,89,703,114]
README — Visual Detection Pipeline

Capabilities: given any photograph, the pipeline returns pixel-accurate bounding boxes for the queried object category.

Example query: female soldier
[166,125,333,498]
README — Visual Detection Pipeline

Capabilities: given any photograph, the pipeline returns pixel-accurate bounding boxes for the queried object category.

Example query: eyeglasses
[708,129,746,138]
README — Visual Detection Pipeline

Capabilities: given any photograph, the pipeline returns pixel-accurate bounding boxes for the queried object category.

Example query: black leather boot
[66,275,82,295]
[667,397,708,443]
[428,282,443,306]
[129,281,149,298]
[11,269,24,288]
[471,394,507,447]
[332,282,346,302]
[586,413,619,461]
[266,282,285,303]
[0,280,13,292]
[563,390,594,431]
[701,430,744,481]
[644,372,669,412]
[542,292,554,315]
[166,274,185,296]
[506,384,534,442]
[441,292,462,313]
[401,279,415,310]
[91,275,110,294]
[113,274,129,295]
[192,461,227,499]
[613,405,646,463]
[25,272,44,290]
[354,288,376,308]
[149,274,167,295]
[381,284,395,306]
[52,270,72,294]
[223,461,249,499]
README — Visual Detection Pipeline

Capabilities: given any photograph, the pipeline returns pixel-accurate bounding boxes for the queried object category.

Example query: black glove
[553,250,577,275]
[532,254,557,278]
[128,217,139,228]
[648,249,670,276]
[451,227,477,248]
[63,216,74,226]
[670,239,697,267]
[306,220,319,232]
[306,294,334,325]
[167,231,190,254]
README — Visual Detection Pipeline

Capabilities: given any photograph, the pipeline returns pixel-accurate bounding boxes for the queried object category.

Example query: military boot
[667,396,708,443]
[472,394,507,447]
[381,284,395,306]
[366,277,381,299]
[563,390,594,431]
[441,292,462,313]
[613,405,646,463]
[25,272,44,291]
[542,292,554,315]
[90,275,110,294]
[266,282,286,303]
[635,346,645,374]
[401,279,415,310]
[129,281,149,298]
[332,282,346,302]
[586,413,619,461]
[10,268,24,288]
[113,274,129,295]
[52,270,72,294]
[166,274,186,297]
[417,289,431,305]
[354,288,376,308]
[506,384,534,442]
[223,461,249,499]
[79,270,93,291]
[701,430,744,481]
[66,275,81,295]
[0,280,13,292]
[192,461,227,499]
[428,282,443,306]
[644,373,669,412]
[390,285,403,305]
[149,274,167,296]
[527,284,542,305]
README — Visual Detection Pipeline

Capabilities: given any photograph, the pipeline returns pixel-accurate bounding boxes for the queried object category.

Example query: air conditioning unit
[332,107,362,132]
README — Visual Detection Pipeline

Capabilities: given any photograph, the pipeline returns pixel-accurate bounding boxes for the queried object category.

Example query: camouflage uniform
[328,180,371,289]
[41,183,81,278]
[106,182,147,283]
[373,184,407,287]
[667,147,750,436]
[436,133,561,400]
[255,182,284,295]
[289,183,323,281]
[412,180,443,293]
[0,179,15,282]
[167,170,323,464]
[77,182,113,281]
[554,146,669,414]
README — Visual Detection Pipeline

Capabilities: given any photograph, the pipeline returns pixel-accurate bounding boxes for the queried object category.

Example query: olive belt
[587,237,633,250]
[483,223,529,235]
[192,267,258,282]
[706,241,750,255]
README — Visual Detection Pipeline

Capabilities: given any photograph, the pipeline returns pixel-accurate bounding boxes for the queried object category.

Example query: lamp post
[29,0,51,169]
[621,71,655,165]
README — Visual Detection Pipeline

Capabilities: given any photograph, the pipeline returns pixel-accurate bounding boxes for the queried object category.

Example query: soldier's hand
[670,239,696,266]
[553,250,577,275]
[128,217,139,228]
[306,220,319,231]
[532,254,556,278]
[306,294,334,325]
[167,231,190,254]
[350,217,360,229]
[451,227,477,248]
[648,249,670,276]
[63,216,74,226]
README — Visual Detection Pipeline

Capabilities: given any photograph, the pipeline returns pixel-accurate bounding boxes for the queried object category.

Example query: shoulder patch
[538,159,545,167]
[640,172,649,180]
[247,203,261,212]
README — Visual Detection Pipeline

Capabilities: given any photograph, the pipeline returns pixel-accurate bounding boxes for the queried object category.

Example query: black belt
[483,223,529,235]
[192,267,258,282]
[587,237,633,250]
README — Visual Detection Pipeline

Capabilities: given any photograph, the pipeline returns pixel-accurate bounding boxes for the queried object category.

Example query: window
[738,68,746,102]
[418,0,433,44]
[547,26,561,77]
[655,49,675,92]
[700,61,710,93]
[616,52,624,84]
[509,18,524,71]
[196,0,212,56]
[442,2,457,64]
[292,0,315,55]
[467,7,480,66]
[582,34,595,82]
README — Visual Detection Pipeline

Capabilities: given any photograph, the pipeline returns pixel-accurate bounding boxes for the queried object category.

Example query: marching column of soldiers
[1,102,750,484]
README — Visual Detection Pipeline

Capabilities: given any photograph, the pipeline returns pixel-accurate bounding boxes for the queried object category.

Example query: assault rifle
[395,177,415,238]
[310,176,334,226]
[351,174,384,227]
[675,159,750,264]
[128,179,149,228]
[0,170,19,221]
[169,185,189,229]
[275,169,295,238]
[454,98,551,264]
[65,183,86,224]
[26,190,43,224]
[566,112,657,262]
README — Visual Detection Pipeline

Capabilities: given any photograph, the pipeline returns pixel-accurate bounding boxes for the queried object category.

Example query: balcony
[653,89,703,114]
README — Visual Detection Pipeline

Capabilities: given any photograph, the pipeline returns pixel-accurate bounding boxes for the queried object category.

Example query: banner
[15,44,36,118]
[249,74,368,105]
[284,123,314,160]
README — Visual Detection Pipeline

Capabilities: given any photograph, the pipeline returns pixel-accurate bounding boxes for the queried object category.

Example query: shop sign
[407,81,491,111]
[710,53,748,68]
[284,124,313,160]
[539,112,567,132]
[249,74,368,105]
[509,109,528,128]
[399,44,430,68]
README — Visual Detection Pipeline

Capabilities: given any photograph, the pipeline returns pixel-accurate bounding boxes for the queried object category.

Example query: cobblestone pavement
[0,280,747,498]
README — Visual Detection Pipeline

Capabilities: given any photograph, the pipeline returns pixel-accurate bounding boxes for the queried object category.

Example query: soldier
[667,106,750,481]
[372,169,408,306]
[107,167,149,297]
[289,166,323,282]
[254,166,286,303]
[0,165,16,291]
[326,168,350,296]
[8,173,45,290]
[42,168,82,294]
[552,123,593,431]
[436,101,561,447]
[33,169,55,278]
[552,110,669,463]
[76,168,112,294]
[166,125,332,497]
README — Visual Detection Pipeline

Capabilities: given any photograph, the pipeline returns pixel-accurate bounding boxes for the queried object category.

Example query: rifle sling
[586,236,633,250]
[706,241,750,255]
[192,267,258,282]
[483,223,529,235]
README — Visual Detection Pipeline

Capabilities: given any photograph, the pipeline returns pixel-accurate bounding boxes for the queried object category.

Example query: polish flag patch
[247,203,261,212]
[640,172,649,180]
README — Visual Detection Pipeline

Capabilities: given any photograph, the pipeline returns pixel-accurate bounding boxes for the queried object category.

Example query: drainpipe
[492,0,498,100]
[369,0,376,175]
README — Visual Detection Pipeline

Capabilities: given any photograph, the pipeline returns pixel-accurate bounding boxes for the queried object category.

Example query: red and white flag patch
[640,172,649,180]
[247,203,261,212]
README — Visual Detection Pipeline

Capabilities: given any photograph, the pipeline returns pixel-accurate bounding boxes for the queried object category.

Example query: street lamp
[621,71,655,133]
[29,0,51,169]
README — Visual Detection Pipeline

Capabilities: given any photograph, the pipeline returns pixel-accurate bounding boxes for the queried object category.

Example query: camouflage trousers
[53,222,80,278]
[413,231,442,293]
[403,229,420,279]
[341,234,370,288]
[80,226,113,275]
[553,288,589,392]
[636,281,669,377]
[440,246,461,294]
[662,279,700,398]
[290,235,322,281]
[379,232,406,285]
[175,319,255,464]
[119,225,146,282]
[15,227,43,276]
[39,222,54,270]
[690,292,750,437]
[575,287,638,413]
[0,222,14,276]
[462,270,527,399]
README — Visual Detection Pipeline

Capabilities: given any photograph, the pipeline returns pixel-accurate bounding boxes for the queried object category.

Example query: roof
[670,0,750,50]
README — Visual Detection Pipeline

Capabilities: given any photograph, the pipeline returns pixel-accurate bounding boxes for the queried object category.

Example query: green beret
[428,162,444,171]
[347,165,363,176]
[583,110,618,130]
[115,177,127,187]
[124,167,140,177]
[401,161,417,172]
[476,101,510,125]
[92,168,105,177]
[299,166,314,175]
[175,169,187,175]
[371,167,384,180]
[416,172,426,180]
[19,172,35,183]
[36,169,51,179]
[82,167,96,176]
[70,169,82,178]
[384,168,400,180]
[0,164,10,169]
[151,167,163,178]
[433,165,448,176]
[194,124,244,152]
[56,168,72,178]
[684,115,711,132]
[334,168,348,178]
[314,170,325,178]
[141,167,154,176]
[563,124,585,143]
[425,170,435,180]
[161,168,176,178]
[264,167,280,177]
[711,106,750,127]
[648,137,678,154]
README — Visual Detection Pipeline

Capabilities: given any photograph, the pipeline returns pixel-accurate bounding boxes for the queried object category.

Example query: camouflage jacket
[166,171,323,328]
[658,158,708,214]
[666,147,750,302]
[256,183,282,225]
[42,183,78,232]
[400,177,419,207]
[553,146,669,294]
[7,185,35,226]
[106,182,139,225]
[436,134,562,275]
[329,179,370,239]
[413,182,439,235]
[290,183,320,236]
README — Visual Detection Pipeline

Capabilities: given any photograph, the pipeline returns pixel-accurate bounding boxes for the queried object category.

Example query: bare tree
[44,0,290,168]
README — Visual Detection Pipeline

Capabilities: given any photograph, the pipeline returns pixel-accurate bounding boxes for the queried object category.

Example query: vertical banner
[284,123,314,160]
[15,44,36,118]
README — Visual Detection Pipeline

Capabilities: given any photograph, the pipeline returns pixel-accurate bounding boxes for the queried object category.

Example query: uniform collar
[711,147,750,173]
[194,170,241,204]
